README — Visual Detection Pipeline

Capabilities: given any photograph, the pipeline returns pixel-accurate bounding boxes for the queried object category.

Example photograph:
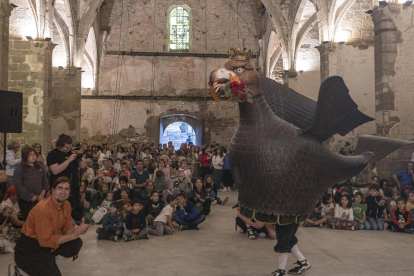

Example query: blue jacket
[176,201,198,221]
[223,155,230,170]
[102,212,124,232]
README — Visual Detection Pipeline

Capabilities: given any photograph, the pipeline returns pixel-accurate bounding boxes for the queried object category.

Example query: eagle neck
[238,94,275,128]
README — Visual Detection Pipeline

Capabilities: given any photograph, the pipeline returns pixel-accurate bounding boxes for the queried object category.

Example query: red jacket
[200,154,211,167]
[392,209,411,226]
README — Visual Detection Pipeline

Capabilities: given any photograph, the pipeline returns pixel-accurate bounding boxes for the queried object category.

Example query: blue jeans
[175,214,206,229]
[366,217,384,230]
[358,220,372,230]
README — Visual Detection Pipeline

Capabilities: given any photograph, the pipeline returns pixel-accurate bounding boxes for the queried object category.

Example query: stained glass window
[169,7,189,50]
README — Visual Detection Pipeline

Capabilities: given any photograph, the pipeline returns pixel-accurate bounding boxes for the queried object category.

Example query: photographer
[47,134,82,190]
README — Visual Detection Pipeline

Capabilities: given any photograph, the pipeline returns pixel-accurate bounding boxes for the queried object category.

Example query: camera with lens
[72,147,83,160]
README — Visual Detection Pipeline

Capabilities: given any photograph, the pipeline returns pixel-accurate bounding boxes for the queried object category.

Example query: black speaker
[0,90,23,133]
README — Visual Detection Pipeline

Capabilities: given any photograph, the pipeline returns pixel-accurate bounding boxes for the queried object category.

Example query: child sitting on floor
[149,194,176,236]
[389,197,412,234]
[321,192,335,219]
[93,169,104,190]
[118,188,133,219]
[190,178,211,216]
[352,192,370,230]
[406,191,414,211]
[141,180,155,206]
[0,206,24,253]
[304,203,326,227]
[96,202,124,241]
[143,191,164,227]
[328,194,357,230]
[124,199,150,241]
[92,192,113,224]
[365,185,387,230]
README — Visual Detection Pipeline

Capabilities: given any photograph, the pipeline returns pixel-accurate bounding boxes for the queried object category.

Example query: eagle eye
[234,68,244,74]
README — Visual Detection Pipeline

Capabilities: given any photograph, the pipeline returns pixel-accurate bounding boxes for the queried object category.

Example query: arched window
[169,7,190,51]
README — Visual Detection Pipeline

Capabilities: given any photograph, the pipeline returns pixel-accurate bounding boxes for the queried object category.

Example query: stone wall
[7,40,54,148]
[82,0,264,145]
[81,99,239,147]
[50,68,82,142]
[371,5,414,179]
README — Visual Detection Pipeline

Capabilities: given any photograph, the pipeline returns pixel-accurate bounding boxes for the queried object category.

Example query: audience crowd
[0,137,413,253]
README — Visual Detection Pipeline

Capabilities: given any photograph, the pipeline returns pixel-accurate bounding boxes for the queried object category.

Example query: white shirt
[321,203,334,217]
[154,204,174,224]
[0,198,20,216]
[212,155,224,170]
[5,150,21,176]
[334,204,354,221]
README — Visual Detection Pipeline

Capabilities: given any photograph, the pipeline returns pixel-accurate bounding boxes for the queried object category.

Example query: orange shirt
[22,196,73,250]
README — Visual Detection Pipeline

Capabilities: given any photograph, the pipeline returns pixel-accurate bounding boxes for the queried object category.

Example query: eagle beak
[209,68,236,95]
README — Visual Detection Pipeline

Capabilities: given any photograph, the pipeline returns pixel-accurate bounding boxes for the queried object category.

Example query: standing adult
[199,147,212,180]
[14,177,90,276]
[32,143,47,169]
[47,134,83,214]
[212,147,224,190]
[5,141,21,188]
[14,147,48,219]
[221,148,234,192]
[393,162,414,198]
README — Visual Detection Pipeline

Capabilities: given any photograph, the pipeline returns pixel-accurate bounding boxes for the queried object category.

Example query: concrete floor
[1,191,413,276]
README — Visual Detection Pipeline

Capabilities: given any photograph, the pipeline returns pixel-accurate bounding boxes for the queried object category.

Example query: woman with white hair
[5,141,21,188]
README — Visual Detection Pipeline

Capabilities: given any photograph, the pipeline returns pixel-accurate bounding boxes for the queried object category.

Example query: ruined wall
[81,99,239,146]
[321,43,376,152]
[7,40,54,148]
[51,68,82,142]
[371,5,414,179]
[82,0,264,144]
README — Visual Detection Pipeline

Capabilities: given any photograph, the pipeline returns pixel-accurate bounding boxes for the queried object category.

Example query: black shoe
[194,225,200,230]
[272,269,286,276]
[288,260,311,275]
[246,226,256,240]
[180,225,188,231]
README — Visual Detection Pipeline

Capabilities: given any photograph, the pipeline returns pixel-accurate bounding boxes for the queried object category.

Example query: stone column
[50,67,82,142]
[0,1,13,89]
[317,42,335,82]
[8,40,54,148]
[371,4,414,178]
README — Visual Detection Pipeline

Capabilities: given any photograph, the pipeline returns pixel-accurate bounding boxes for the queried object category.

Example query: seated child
[101,191,113,209]
[141,180,155,206]
[0,206,24,253]
[406,191,414,212]
[190,178,211,216]
[204,175,229,205]
[321,192,335,219]
[304,203,326,227]
[143,191,164,226]
[206,183,228,206]
[388,190,401,216]
[162,181,179,205]
[236,208,269,239]
[113,176,134,200]
[118,188,133,219]
[175,193,206,230]
[389,197,412,234]
[92,192,113,224]
[96,202,124,241]
[352,192,370,230]
[93,169,104,190]
[327,194,357,230]
[149,194,176,236]
[124,199,149,241]
[365,185,387,230]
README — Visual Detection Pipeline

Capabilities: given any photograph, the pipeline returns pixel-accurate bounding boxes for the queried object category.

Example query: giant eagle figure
[209,48,413,276]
